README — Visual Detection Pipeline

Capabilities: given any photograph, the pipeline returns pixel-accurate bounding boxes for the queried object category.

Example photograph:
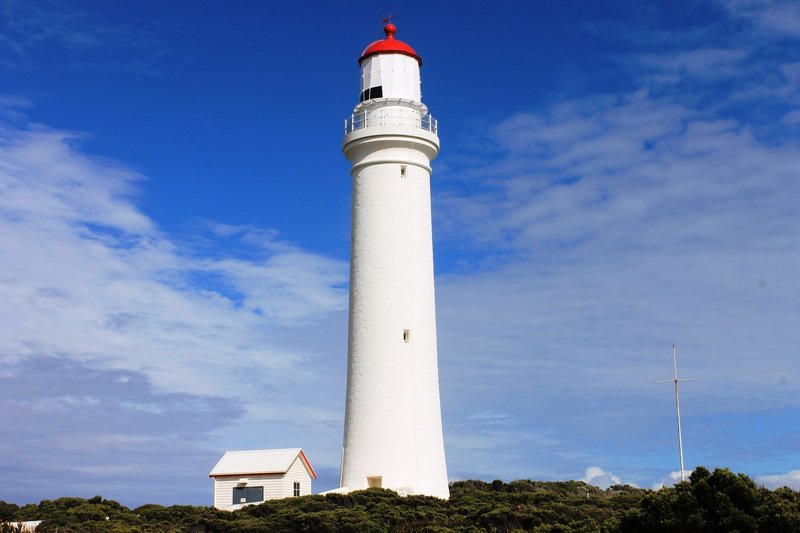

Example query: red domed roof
[359,23,422,66]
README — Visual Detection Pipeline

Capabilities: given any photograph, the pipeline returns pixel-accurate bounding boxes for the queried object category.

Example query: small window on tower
[403,329,410,343]
[400,165,407,178]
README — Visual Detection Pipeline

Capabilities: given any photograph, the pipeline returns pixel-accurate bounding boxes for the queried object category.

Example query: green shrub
[4,469,797,532]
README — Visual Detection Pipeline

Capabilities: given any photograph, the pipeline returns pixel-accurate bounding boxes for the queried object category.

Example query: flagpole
[656,345,697,482]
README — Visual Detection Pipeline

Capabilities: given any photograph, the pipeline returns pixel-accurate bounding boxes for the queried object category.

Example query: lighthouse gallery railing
[345,110,438,135]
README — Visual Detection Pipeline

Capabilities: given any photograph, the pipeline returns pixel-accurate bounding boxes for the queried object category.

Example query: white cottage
[209,448,316,510]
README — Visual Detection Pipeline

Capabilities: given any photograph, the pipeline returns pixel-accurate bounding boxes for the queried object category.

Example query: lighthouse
[339,22,449,499]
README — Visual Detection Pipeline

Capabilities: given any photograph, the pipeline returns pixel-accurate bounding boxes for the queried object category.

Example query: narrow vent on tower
[403,329,410,343]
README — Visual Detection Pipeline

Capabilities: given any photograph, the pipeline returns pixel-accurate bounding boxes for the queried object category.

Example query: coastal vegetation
[2,467,799,532]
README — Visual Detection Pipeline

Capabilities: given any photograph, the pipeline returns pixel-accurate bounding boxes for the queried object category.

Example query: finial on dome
[359,15,422,66]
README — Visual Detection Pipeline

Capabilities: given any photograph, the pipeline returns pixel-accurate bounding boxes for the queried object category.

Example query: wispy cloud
[638,48,748,80]
[0,0,167,72]
[3,0,799,503]
[0,94,32,108]
[724,0,800,37]
[435,14,800,487]
[0,110,349,503]
[580,1,800,138]
[757,469,800,490]
[0,355,239,504]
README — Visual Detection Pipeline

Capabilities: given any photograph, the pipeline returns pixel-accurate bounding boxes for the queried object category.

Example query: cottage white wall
[283,457,313,496]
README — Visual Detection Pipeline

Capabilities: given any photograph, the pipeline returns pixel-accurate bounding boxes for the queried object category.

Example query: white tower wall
[340,24,448,500]
[342,127,448,499]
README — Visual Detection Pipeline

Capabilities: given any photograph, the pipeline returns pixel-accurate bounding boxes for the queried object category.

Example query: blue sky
[1,0,799,507]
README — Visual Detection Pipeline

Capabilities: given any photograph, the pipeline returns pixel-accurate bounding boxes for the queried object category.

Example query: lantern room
[358,23,422,103]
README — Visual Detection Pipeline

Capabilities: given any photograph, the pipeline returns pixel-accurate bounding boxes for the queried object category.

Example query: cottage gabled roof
[209,448,317,479]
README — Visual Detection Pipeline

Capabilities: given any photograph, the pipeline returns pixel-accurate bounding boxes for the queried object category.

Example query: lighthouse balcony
[345,107,437,135]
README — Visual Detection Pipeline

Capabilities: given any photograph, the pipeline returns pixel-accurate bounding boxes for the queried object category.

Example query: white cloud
[436,86,800,487]
[0,116,348,394]
[3,0,800,502]
[756,469,800,490]
[0,354,242,505]
[0,112,350,502]
[724,0,800,37]
[651,470,693,490]
[581,466,623,489]
[782,109,800,124]
[639,48,748,78]
[0,94,32,108]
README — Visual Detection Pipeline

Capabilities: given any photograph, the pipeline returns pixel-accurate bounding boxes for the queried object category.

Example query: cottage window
[232,486,264,504]
[293,481,301,497]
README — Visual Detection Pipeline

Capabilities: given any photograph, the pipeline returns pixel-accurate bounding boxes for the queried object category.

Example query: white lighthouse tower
[339,22,449,499]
